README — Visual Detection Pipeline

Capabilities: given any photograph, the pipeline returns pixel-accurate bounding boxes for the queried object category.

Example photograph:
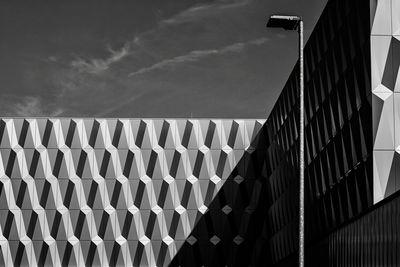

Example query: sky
[0,0,327,118]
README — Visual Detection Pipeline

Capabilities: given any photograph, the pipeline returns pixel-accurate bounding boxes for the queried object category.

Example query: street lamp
[266,15,304,267]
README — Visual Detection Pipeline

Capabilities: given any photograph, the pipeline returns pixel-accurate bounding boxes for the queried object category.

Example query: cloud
[160,0,252,25]
[14,96,64,117]
[218,0,253,9]
[70,43,130,74]
[128,37,268,77]
[68,0,253,75]
[49,0,263,116]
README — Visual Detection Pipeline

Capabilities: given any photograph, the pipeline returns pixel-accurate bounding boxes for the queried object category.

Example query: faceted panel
[371,36,392,90]
[0,118,263,266]
[373,150,395,203]
[394,94,400,151]
[393,37,400,92]
[373,93,394,150]
[371,0,392,35]
[392,0,400,35]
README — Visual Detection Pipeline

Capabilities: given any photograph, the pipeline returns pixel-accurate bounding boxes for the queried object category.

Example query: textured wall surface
[328,192,400,267]
[263,0,372,265]
[169,123,271,267]
[371,0,400,203]
[0,118,264,266]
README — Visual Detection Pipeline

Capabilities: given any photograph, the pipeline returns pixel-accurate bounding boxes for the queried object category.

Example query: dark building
[174,0,400,265]
[262,0,400,265]
[264,0,372,265]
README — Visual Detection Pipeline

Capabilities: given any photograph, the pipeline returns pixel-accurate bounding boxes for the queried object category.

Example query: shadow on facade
[169,125,279,266]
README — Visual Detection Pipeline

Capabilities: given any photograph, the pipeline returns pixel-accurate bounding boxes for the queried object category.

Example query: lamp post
[266,15,304,267]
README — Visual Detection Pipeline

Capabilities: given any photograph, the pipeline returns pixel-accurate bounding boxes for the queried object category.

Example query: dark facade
[262,0,400,265]
[172,0,376,264]
[263,0,372,265]
[328,192,400,266]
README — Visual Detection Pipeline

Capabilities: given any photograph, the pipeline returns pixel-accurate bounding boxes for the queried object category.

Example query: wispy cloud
[52,0,261,116]
[14,96,64,117]
[218,0,253,9]
[161,0,252,25]
[128,37,268,77]
[68,0,252,75]
[67,0,252,76]
[70,43,130,74]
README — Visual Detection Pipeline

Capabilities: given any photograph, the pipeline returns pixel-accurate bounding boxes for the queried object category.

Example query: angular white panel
[374,93,395,149]
[371,0,392,35]
[395,36,400,92]
[393,0,400,35]
[374,150,395,203]
[371,36,392,90]
[394,93,400,151]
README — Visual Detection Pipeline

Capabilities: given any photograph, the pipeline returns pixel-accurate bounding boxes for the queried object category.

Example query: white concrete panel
[374,150,395,203]
[374,93,395,150]
[371,36,392,90]
[371,0,392,35]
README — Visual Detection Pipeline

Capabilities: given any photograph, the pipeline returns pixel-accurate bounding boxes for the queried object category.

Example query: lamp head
[266,15,301,30]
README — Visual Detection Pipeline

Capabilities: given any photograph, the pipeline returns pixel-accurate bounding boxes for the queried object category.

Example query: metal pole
[298,19,304,267]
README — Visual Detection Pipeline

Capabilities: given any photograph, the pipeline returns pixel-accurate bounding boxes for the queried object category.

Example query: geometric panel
[373,150,394,203]
[381,37,400,92]
[371,36,392,90]
[0,118,264,267]
[394,93,400,151]
[372,92,394,150]
[393,0,400,35]
[371,0,392,35]
[372,0,400,203]
[393,37,400,92]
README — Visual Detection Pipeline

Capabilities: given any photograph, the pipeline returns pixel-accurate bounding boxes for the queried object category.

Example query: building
[175,0,400,265]
[263,0,400,265]
[0,0,399,266]
[0,119,265,266]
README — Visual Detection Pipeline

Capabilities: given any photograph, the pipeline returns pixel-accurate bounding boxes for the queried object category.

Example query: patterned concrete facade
[0,118,264,266]
[371,0,400,203]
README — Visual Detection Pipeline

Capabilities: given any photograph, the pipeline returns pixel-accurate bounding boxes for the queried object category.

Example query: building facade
[263,0,400,266]
[1,0,400,266]
[0,118,264,266]
[263,0,372,265]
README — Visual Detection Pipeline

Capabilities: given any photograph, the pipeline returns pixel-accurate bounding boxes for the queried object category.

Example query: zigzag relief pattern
[0,118,264,267]
[371,0,400,203]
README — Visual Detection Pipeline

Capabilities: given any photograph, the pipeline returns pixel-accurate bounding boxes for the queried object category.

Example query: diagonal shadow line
[168,124,274,267]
